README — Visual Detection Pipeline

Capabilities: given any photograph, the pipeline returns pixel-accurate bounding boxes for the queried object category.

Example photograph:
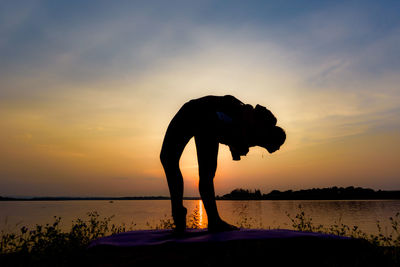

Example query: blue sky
[2,0,399,85]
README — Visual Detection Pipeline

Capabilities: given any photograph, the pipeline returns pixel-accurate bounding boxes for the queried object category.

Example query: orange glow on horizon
[1,14,399,197]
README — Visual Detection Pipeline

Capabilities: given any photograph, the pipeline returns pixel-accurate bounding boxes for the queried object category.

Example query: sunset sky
[1,1,399,197]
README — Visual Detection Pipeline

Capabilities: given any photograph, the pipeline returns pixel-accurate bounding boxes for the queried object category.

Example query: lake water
[1,200,399,235]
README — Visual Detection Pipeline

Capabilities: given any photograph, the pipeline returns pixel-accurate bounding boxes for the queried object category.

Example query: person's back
[160,95,286,232]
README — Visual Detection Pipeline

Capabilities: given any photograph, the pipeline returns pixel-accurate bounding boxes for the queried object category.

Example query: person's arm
[229,102,256,160]
[220,95,254,160]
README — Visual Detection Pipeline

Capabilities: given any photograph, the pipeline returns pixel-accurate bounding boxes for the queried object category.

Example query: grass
[286,205,400,247]
[0,212,133,266]
[286,205,400,265]
[0,205,399,266]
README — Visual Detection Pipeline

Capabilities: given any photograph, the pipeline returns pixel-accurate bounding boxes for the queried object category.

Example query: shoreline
[3,186,399,201]
[1,197,400,201]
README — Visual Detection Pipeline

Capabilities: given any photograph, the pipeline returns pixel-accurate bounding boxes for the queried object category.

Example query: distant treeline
[2,186,400,201]
[216,187,400,200]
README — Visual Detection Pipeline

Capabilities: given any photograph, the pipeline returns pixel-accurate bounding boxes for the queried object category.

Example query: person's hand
[229,146,240,160]
[232,153,241,161]
[239,146,249,156]
[229,146,249,161]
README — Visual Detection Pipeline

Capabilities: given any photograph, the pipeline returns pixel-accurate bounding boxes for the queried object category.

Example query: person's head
[260,126,286,153]
[252,104,286,153]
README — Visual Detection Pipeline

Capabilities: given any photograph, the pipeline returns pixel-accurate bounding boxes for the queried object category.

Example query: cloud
[1,1,400,195]
[1,1,399,99]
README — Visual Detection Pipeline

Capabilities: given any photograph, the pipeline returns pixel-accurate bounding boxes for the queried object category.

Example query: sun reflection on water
[198,199,207,228]
[198,199,203,227]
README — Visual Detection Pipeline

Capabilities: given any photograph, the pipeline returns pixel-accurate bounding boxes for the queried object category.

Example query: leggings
[160,99,222,226]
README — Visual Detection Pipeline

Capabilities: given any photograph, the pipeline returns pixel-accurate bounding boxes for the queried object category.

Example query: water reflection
[188,200,207,228]
[198,200,206,228]
[0,200,399,234]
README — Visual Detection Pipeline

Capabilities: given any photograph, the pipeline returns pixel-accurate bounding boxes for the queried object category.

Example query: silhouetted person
[160,95,286,232]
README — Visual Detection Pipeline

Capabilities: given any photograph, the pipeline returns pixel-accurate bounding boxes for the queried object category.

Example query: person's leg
[195,135,238,232]
[160,112,193,232]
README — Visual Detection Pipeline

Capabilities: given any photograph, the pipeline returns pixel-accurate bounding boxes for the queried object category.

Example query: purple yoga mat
[89,229,350,248]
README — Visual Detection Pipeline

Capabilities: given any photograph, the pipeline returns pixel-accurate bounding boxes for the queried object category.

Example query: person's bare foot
[172,207,187,234]
[208,220,239,232]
